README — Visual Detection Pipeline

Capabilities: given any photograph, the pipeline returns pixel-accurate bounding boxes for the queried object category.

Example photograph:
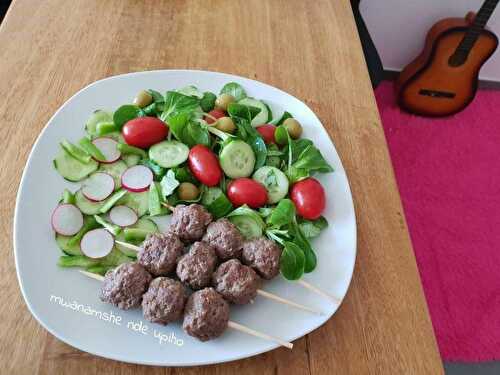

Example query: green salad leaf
[146,89,164,103]
[298,216,328,238]
[286,139,333,183]
[160,91,200,122]
[220,82,247,102]
[140,159,166,181]
[113,105,144,129]
[200,92,217,112]
[268,199,296,227]
[160,170,179,198]
[226,205,266,229]
[177,85,204,99]
[289,220,317,273]
[168,112,211,147]
[280,241,305,280]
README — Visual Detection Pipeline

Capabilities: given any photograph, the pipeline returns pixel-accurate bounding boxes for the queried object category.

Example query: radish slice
[121,165,153,192]
[92,137,121,163]
[80,228,114,258]
[82,172,115,202]
[51,204,84,236]
[109,205,138,227]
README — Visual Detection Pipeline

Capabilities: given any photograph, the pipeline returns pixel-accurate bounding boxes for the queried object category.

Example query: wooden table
[0,1,444,374]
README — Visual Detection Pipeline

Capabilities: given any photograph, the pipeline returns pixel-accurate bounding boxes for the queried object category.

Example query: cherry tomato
[205,109,226,124]
[256,124,277,144]
[188,145,222,187]
[227,178,268,208]
[290,178,326,220]
[122,117,168,149]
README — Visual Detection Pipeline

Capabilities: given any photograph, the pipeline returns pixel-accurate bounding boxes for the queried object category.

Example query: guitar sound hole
[419,89,456,99]
[448,52,467,67]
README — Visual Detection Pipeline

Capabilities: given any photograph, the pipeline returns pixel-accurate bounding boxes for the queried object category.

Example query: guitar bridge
[419,89,456,99]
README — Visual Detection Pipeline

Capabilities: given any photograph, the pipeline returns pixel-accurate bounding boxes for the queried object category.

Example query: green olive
[215,93,235,111]
[283,118,303,139]
[215,117,236,133]
[133,90,153,108]
[178,182,199,201]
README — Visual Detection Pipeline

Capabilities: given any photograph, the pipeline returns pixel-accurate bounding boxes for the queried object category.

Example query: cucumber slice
[238,98,269,127]
[149,141,189,168]
[220,140,255,178]
[115,218,158,257]
[102,131,125,143]
[85,110,113,137]
[98,160,128,190]
[202,187,233,219]
[55,233,83,256]
[116,190,150,217]
[122,154,141,167]
[75,190,105,215]
[228,215,262,239]
[252,166,289,204]
[53,149,98,182]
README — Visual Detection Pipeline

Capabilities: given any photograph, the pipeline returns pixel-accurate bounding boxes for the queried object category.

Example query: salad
[51,82,333,280]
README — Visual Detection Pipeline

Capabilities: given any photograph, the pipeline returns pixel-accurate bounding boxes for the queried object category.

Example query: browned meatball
[182,288,229,341]
[242,237,282,280]
[138,232,184,276]
[202,218,243,260]
[100,263,152,310]
[170,204,213,242]
[176,242,218,290]
[142,277,187,325]
[212,259,260,304]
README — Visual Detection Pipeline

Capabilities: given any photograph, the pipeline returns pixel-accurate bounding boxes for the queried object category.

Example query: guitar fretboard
[456,0,499,53]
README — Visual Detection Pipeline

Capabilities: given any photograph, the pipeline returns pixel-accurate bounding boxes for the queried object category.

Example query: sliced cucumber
[53,149,98,182]
[252,166,289,204]
[116,190,150,217]
[149,141,189,168]
[75,190,105,215]
[228,215,262,239]
[98,160,127,190]
[115,218,158,257]
[85,110,113,137]
[102,131,125,143]
[238,98,269,127]
[202,187,233,219]
[55,233,83,256]
[122,153,141,167]
[220,140,255,178]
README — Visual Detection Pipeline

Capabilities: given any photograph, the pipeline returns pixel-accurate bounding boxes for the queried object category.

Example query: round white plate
[14,70,356,366]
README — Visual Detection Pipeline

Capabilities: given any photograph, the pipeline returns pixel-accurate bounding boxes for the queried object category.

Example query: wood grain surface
[0,0,444,374]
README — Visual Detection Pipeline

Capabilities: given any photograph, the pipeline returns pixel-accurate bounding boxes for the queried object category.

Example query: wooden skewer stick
[227,321,293,349]
[78,270,293,349]
[114,241,324,315]
[296,279,340,304]
[161,202,175,211]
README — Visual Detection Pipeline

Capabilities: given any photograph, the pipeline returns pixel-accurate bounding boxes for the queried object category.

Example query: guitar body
[396,16,498,117]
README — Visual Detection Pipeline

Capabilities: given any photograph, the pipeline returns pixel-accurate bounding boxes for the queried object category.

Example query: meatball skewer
[79,270,293,349]
[115,240,322,315]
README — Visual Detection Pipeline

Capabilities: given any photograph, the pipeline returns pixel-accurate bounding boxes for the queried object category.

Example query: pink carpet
[375,81,500,362]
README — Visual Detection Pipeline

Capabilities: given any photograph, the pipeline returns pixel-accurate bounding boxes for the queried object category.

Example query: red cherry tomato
[205,109,226,124]
[188,145,222,187]
[256,124,277,144]
[122,117,168,149]
[290,178,326,220]
[227,178,268,208]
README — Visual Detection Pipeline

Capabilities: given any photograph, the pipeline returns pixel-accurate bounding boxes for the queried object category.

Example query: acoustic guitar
[396,0,499,117]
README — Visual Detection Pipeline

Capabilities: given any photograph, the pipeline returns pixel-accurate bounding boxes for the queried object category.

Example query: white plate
[14,70,356,366]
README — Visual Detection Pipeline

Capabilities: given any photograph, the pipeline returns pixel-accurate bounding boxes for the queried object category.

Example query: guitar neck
[457,0,499,53]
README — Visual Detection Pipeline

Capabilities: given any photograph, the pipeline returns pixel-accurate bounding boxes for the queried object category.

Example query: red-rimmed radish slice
[51,204,84,236]
[82,172,115,202]
[80,228,114,258]
[121,165,153,192]
[92,137,121,163]
[109,205,138,227]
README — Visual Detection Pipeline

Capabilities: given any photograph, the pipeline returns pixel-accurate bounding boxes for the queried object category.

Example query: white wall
[360,1,500,82]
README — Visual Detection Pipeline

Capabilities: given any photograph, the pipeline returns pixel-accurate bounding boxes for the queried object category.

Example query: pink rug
[375,81,500,362]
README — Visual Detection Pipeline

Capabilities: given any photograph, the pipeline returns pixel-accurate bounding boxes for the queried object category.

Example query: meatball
[182,287,229,341]
[138,232,184,276]
[100,262,152,310]
[176,242,218,290]
[202,218,243,260]
[170,204,213,242]
[142,277,187,325]
[242,237,282,280]
[212,259,260,304]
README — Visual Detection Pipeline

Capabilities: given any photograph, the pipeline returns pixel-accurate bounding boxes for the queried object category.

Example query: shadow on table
[1,0,11,23]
